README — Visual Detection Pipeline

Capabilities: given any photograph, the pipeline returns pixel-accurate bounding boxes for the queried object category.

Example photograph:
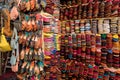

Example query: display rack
[59,0,120,79]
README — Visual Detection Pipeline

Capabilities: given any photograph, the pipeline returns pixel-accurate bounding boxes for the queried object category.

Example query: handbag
[10,27,19,73]
[2,8,13,37]
[0,27,12,52]
[10,27,18,49]
[10,6,19,20]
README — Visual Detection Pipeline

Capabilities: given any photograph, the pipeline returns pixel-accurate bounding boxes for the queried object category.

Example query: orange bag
[2,8,13,37]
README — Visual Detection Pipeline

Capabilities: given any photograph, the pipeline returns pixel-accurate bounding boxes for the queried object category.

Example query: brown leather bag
[2,8,13,37]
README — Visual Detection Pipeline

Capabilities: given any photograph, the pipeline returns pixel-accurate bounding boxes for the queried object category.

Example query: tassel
[117,19,120,34]
[70,20,75,33]
[105,0,112,17]
[82,6,87,19]
[111,0,119,17]
[98,19,104,34]
[91,20,98,34]
[78,5,82,19]
[65,21,71,33]
[110,18,118,34]
[85,20,91,34]
[99,0,105,18]
[103,19,110,34]
[80,20,85,33]
[93,1,99,18]
[75,20,80,33]
[87,2,93,19]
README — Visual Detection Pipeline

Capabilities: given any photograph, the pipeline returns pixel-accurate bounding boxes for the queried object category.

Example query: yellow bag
[0,28,12,52]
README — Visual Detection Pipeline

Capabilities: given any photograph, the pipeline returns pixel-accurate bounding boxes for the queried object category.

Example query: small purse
[0,28,12,52]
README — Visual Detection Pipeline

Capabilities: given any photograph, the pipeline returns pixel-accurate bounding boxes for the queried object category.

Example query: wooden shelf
[60,17,120,22]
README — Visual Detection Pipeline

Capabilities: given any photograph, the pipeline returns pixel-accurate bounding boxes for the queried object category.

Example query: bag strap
[12,26,19,40]
[1,27,4,35]
[11,28,15,39]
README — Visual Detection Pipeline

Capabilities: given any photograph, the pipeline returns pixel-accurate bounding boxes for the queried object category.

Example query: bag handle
[0,28,3,42]
[1,27,4,35]
[11,26,18,40]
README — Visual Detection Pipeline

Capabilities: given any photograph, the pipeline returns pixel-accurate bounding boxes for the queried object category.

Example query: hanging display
[59,0,120,80]
[1,0,120,80]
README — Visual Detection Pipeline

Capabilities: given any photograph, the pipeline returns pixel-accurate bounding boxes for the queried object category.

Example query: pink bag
[11,62,18,72]
[10,6,19,20]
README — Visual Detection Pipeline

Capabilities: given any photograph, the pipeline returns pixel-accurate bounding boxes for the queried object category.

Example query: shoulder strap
[14,26,18,41]
[1,27,4,35]
[11,27,15,39]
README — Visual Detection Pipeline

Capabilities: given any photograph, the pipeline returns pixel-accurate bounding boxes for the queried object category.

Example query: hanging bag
[10,27,19,72]
[2,8,13,37]
[10,0,22,31]
[0,27,12,52]
[10,28,18,65]
[10,27,18,49]
[10,6,19,21]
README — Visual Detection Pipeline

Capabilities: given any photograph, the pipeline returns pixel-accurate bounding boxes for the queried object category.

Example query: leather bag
[2,8,13,37]
[10,27,19,72]
[10,6,19,20]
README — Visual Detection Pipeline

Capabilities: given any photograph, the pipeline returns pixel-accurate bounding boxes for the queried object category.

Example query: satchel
[0,28,12,52]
